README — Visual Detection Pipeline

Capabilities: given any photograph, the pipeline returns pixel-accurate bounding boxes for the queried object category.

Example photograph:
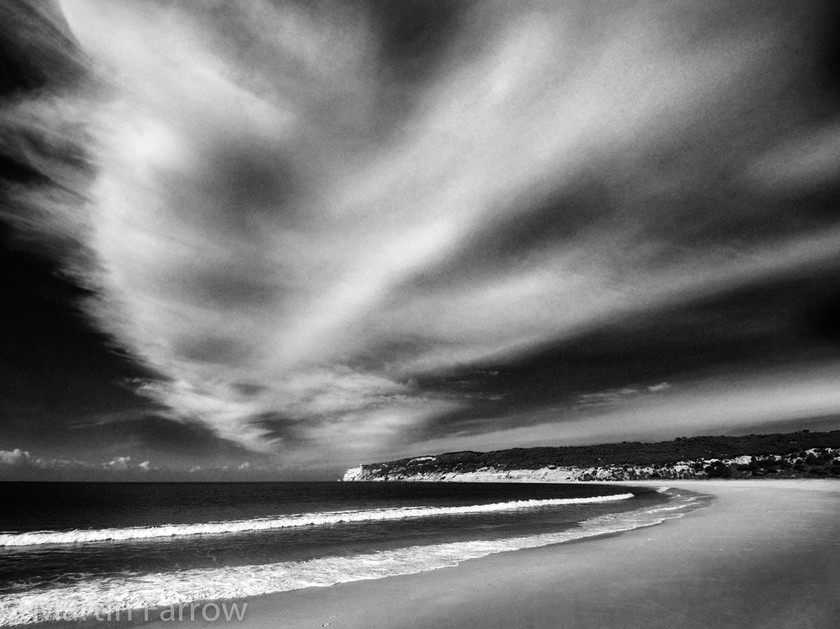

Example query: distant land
[343,430,840,482]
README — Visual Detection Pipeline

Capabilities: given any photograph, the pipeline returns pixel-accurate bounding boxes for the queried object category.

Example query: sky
[1,0,840,480]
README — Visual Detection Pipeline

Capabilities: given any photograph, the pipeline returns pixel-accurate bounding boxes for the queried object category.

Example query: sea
[0,481,708,626]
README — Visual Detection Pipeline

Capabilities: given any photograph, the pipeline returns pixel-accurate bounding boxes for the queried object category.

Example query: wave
[0,493,634,547]
[0,490,705,626]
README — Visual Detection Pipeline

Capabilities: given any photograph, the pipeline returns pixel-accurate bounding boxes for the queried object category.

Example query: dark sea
[0,482,706,625]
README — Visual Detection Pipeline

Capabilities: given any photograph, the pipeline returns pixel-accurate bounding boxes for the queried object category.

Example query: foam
[0,494,634,547]
[0,492,704,626]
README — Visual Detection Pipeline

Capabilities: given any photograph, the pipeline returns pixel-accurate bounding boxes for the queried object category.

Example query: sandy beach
[138,480,840,629]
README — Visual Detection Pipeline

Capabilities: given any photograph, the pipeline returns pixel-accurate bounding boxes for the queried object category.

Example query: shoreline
[122,479,840,629]
[21,485,684,629]
[14,479,837,628]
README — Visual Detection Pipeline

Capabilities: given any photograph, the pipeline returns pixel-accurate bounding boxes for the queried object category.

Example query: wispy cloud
[576,383,671,408]
[4,1,840,466]
[405,364,840,457]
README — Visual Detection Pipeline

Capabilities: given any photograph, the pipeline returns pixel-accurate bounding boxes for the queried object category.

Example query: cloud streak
[4,1,840,468]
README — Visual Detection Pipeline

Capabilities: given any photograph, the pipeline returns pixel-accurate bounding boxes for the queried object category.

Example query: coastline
[131,479,840,629]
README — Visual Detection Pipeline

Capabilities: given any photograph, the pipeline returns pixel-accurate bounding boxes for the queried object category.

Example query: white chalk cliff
[343,449,840,482]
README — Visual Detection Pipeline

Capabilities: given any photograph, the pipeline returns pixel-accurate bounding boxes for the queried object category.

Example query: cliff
[343,430,840,482]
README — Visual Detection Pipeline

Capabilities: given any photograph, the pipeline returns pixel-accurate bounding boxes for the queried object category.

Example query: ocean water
[0,482,707,626]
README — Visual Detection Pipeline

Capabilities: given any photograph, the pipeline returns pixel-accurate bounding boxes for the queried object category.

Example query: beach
[154,480,840,629]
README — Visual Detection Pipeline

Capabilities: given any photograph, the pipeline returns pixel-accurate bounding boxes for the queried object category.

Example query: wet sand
[141,480,840,629]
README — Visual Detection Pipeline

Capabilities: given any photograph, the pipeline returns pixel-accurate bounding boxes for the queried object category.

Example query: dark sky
[2,0,840,480]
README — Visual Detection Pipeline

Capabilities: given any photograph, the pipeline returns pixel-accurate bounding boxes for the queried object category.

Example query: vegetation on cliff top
[359,430,840,479]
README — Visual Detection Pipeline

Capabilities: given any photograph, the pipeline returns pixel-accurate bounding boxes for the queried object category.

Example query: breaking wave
[0,491,704,626]
[0,494,634,547]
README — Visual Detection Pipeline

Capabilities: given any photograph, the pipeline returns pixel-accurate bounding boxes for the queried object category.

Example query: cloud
[0,449,31,467]
[748,121,840,192]
[0,447,274,479]
[404,364,840,457]
[575,385,670,408]
[0,449,127,474]
[4,1,840,466]
[102,455,156,472]
[104,455,132,471]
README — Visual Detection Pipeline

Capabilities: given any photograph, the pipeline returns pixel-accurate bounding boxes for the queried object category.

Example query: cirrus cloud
[4,1,840,469]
